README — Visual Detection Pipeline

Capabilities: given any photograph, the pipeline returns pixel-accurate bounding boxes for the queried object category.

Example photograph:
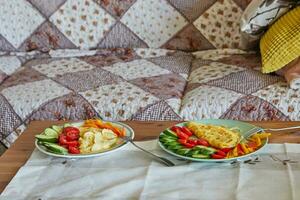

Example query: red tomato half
[66,140,79,147]
[58,135,68,145]
[63,127,80,134]
[68,146,80,154]
[66,131,79,141]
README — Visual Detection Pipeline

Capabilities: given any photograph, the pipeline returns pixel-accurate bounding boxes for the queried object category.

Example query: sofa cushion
[0,0,251,52]
[180,49,294,121]
[0,48,192,147]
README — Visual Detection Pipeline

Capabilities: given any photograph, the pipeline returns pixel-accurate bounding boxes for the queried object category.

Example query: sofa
[0,0,298,153]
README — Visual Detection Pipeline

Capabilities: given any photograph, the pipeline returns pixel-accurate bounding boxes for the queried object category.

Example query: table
[1,120,300,193]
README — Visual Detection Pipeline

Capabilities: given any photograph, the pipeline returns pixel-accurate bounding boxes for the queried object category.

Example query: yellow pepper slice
[253,135,262,147]
[257,133,271,139]
[241,143,249,154]
[233,146,238,157]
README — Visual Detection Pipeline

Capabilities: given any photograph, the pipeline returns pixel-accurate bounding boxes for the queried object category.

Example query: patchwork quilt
[0,0,299,153]
[0,48,298,150]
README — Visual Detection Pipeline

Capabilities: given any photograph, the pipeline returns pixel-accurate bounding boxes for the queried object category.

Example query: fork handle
[264,126,300,132]
[129,141,175,167]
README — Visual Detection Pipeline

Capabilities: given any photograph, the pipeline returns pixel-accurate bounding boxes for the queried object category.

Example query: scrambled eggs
[187,122,240,148]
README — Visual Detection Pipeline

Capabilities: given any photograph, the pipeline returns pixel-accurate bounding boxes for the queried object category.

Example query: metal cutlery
[122,136,175,167]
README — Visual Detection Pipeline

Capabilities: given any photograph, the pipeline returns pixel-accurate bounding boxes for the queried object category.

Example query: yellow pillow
[260,6,300,73]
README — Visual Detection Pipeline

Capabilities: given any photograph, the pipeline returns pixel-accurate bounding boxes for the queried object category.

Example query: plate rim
[35,121,135,158]
[158,119,268,162]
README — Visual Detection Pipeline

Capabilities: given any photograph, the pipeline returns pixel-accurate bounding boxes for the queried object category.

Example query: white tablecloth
[1,141,300,200]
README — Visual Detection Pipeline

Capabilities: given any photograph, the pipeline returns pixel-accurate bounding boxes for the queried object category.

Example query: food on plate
[35,119,126,155]
[186,122,240,148]
[79,128,118,153]
[159,122,271,160]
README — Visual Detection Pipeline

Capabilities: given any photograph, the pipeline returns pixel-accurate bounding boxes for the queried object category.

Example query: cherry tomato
[197,138,209,146]
[68,146,80,154]
[58,134,68,145]
[66,140,79,147]
[181,127,193,136]
[215,150,226,157]
[188,139,198,145]
[211,153,225,159]
[66,131,79,141]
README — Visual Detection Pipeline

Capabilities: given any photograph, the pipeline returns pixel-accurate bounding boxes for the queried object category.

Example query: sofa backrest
[0,0,250,52]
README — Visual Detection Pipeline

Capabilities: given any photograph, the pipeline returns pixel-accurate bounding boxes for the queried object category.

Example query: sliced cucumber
[63,123,72,128]
[52,125,62,134]
[187,150,200,157]
[160,137,177,144]
[176,148,191,156]
[167,144,183,151]
[35,134,58,143]
[164,141,179,147]
[163,130,177,138]
[193,145,216,155]
[42,142,68,155]
[192,154,210,159]
[44,128,59,138]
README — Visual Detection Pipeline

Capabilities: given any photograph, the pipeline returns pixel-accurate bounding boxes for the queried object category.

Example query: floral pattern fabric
[0,48,298,150]
[0,0,252,52]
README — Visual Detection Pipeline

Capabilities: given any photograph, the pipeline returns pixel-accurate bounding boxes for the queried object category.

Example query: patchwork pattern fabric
[0,0,252,51]
[1,48,299,149]
[179,49,291,121]
[0,48,192,147]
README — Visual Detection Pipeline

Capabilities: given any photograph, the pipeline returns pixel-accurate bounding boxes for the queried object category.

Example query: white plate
[35,121,134,158]
[158,119,268,162]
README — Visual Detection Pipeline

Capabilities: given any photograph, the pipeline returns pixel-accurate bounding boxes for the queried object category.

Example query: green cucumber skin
[193,145,216,155]
[44,128,59,138]
[163,130,177,138]
[35,135,58,143]
[51,125,62,134]
[192,154,210,159]
[176,148,191,156]
[42,142,68,155]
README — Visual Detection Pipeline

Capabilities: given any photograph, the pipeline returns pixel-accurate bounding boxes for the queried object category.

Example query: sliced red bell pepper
[220,148,232,153]
[211,153,225,159]
[197,138,209,146]
[215,150,226,157]
[187,139,198,145]
[181,126,193,136]
[178,139,195,148]
[237,144,244,156]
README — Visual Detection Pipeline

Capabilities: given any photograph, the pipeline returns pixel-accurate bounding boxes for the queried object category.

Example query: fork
[240,125,300,142]
[122,136,175,167]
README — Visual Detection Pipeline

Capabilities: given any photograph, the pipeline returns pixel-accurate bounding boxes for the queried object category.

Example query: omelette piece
[187,122,240,148]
